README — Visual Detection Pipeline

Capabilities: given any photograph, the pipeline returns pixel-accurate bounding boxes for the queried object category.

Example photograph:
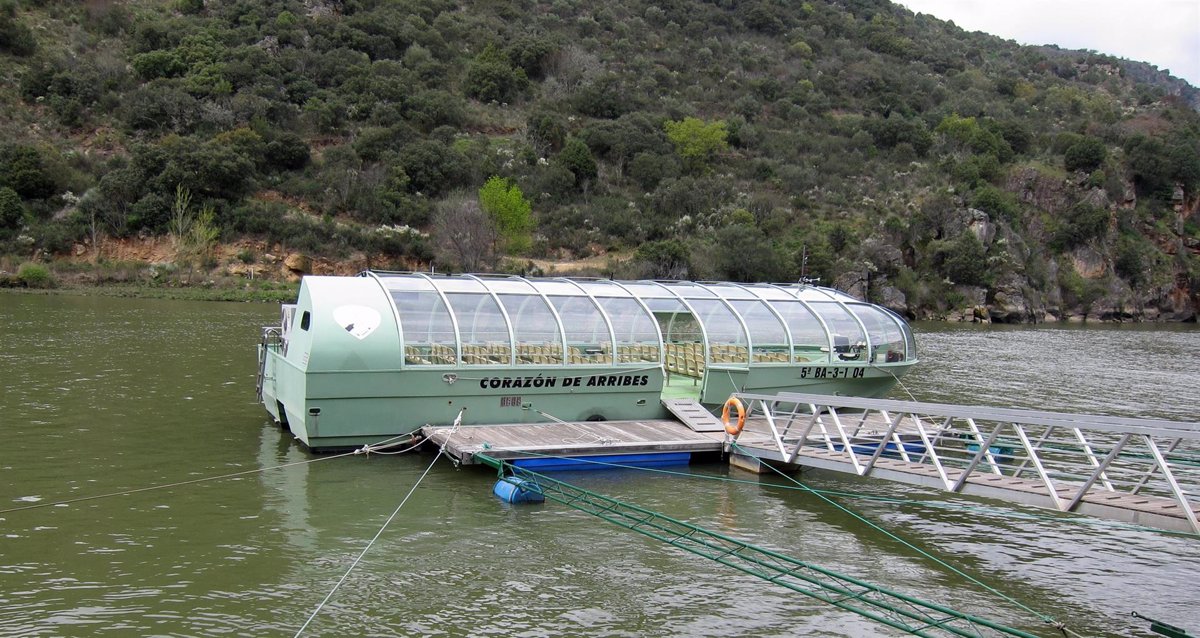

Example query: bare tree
[432,193,499,273]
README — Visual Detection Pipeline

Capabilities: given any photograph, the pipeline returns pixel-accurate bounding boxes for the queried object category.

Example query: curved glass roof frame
[465,273,583,364]
[603,279,666,365]
[413,271,467,364]
[474,274,572,363]
[714,281,794,364]
[550,277,620,367]
[364,271,408,356]
[364,272,912,368]
[761,283,839,360]
[783,284,874,356]
[640,280,714,364]
[461,274,520,365]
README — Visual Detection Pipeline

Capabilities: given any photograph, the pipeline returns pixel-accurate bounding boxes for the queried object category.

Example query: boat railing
[726,392,1200,534]
[256,327,284,401]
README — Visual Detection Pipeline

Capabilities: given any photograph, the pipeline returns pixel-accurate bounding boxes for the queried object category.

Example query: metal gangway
[726,392,1200,534]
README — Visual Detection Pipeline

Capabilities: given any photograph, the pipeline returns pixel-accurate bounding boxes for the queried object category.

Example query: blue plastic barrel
[492,476,546,504]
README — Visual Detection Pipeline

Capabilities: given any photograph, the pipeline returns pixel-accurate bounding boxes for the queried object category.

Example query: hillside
[0,0,1197,321]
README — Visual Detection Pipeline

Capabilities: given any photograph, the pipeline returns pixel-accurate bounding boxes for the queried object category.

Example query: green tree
[463,45,528,104]
[664,117,728,171]
[556,137,597,187]
[0,145,56,199]
[0,186,24,239]
[936,233,989,286]
[634,239,691,279]
[1064,136,1107,172]
[478,176,533,254]
[0,4,35,57]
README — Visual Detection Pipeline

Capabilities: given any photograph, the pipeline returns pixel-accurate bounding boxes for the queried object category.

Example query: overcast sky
[898,0,1200,87]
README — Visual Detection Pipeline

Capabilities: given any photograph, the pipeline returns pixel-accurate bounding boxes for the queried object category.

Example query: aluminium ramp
[726,392,1200,535]
[662,398,727,432]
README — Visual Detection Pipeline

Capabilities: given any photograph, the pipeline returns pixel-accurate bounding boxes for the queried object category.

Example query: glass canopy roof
[365,272,913,368]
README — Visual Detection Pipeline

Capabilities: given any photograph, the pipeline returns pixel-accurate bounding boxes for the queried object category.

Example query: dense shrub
[0,145,58,200]
[1063,136,1107,172]
[0,5,35,56]
[463,45,529,104]
[0,186,24,238]
[634,239,691,278]
[935,233,989,286]
[17,262,53,288]
[1049,203,1110,251]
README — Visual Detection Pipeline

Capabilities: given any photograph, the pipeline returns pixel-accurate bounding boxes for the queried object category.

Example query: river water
[0,293,1197,637]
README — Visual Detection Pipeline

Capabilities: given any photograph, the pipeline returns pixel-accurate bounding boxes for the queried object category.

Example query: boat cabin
[257,272,917,450]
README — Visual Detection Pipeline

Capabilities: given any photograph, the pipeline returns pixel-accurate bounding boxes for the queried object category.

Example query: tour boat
[256,272,917,450]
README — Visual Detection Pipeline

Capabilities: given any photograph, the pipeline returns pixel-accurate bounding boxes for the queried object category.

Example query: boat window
[300,311,310,331]
[851,303,907,363]
[729,300,789,363]
[809,301,868,362]
[390,291,457,365]
[643,297,688,313]
[498,294,564,365]
[789,287,844,302]
[549,296,613,365]
[444,293,511,365]
[595,297,660,364]
[772,301,828,362]
[687,299,748,365]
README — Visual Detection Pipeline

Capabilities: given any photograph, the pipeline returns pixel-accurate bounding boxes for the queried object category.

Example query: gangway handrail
[726,392,1200,535]
[757,392,1200,438]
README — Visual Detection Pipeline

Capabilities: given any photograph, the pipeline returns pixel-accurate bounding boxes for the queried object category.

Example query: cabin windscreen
[850,303,908,363]
[809,301,868,361]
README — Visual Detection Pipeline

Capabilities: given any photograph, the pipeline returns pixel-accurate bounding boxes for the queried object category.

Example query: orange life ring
[722,396,746,436]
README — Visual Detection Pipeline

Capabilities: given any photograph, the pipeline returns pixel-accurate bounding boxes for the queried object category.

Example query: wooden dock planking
[422,419,724,465]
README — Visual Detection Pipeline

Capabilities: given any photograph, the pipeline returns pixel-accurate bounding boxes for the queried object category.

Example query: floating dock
[422,415,725,466]
[424,394,1200,535]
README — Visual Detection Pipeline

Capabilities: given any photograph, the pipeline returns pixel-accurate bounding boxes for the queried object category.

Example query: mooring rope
[728,439,1084,637]
[292,410,462,638]
[515,406,1084,636]
[0,432,421,516]
[869,362,920,403]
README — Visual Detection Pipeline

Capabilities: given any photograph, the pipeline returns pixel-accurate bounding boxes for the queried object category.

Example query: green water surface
[1,293,1197,637]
